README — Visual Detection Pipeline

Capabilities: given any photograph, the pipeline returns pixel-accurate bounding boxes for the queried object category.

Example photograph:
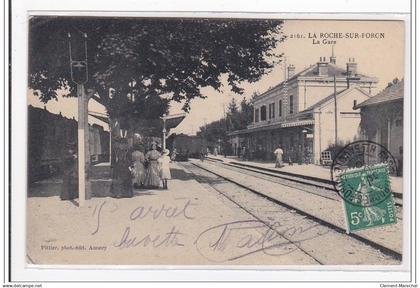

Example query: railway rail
[205,157,403,207]
[181,160,402,262]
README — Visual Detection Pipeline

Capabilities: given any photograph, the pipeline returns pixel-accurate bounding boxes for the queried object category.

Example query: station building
[355,79,404,175]
[228,56,378,164]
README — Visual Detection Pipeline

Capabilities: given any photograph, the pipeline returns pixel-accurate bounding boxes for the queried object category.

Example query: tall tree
[199,92,258,148]
[29,17,284,130]
[239,92,259,126]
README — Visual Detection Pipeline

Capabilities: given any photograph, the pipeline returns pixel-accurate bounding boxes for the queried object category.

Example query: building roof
[293,63,347,79]
[256,62,376,101]
[354,79,404,108]
[228,119,315,136]
[302,86,370,112]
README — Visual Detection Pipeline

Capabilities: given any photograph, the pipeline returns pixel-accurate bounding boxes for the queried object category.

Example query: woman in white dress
[144,142,161,188]
[158,149,172,189]
[131,145,145,188]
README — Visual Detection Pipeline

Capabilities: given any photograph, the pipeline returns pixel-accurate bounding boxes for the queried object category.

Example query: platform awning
[162,113,187,130]
[88,112,186,137]
[281,119,314,128]
[228,119,314,136]
[89,113,109,124]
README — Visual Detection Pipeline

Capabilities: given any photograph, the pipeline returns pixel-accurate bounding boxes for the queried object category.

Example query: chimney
[346,58,360,88]
[317,56,328,76]
[287,64,296,79]
[346,58,357,76]
[329,45,336,64]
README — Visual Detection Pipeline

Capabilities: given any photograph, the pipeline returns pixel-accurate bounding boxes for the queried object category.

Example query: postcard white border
[6,0,414,284]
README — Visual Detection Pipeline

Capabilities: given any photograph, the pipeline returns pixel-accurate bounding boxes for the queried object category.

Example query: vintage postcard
[26,17,406,266]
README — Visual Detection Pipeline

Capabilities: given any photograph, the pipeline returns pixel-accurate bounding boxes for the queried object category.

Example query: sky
[28,19,405,134]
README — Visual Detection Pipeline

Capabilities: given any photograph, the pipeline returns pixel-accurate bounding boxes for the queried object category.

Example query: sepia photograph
[26,17,406,266]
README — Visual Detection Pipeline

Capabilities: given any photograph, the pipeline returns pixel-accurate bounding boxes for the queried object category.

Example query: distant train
[28,106,110,183]
[167,134,206,161]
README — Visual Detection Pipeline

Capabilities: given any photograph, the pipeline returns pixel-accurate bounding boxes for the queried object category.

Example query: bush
[324,141,349,159]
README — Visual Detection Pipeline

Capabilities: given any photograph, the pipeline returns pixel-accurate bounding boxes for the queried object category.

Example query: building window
[260,105,267,121]
[279,100,283,117]
[269,103,275,119]
[255,108,260,122]
[289,95,294,114]
[395,119,402,127]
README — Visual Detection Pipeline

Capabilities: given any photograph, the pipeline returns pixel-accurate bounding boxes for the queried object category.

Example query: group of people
[111,140,172,198]
[130,142,171,190]
[60,140,173,201]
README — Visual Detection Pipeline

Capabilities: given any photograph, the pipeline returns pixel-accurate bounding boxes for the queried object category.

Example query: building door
[380,123,389,150]
[304,136,314,164]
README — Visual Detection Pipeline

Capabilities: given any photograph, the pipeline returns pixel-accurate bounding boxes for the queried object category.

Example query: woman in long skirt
[61,145,78,200]
[131,145,146,188]
[144,142,161,188]
[158,149,172,189]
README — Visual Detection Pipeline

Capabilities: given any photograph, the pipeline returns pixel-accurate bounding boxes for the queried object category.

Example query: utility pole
[162,114,167,150]
[333,74,338,146]
[283,56,288,81]
[68,32,91,207]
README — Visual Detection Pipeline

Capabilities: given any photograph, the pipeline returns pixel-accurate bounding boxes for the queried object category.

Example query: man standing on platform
[274,145,284,168]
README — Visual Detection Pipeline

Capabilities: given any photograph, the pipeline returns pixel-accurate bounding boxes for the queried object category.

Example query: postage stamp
[330,141,398,232]
[337,164,397,232]
[330,140,398,206]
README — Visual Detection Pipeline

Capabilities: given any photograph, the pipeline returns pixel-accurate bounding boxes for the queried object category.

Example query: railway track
[180,160,402,263]
[205,157,403,207]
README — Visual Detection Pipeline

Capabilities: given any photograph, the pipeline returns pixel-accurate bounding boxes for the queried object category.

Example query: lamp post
[162,114,167,150]
[68,32,91,206]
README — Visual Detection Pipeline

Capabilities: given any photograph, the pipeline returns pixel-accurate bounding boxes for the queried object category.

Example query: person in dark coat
[111,138,133,198]
[61,143,78,200]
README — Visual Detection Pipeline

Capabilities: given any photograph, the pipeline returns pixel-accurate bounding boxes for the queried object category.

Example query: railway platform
[26,162,324,265]
[206,155,403,196]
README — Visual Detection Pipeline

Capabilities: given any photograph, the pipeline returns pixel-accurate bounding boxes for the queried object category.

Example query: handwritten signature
[113,226,185,249]
[194,219,328,262]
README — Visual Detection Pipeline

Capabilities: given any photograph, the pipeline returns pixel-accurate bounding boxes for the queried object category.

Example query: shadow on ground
[28,166,222,198]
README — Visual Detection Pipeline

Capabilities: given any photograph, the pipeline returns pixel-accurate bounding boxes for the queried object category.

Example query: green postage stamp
[337,164,397,233]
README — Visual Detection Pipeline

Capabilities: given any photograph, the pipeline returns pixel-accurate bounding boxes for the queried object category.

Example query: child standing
[158,149,172,189]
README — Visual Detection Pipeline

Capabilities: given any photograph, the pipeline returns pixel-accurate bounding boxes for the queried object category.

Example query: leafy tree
[199,92,258,151]
[227,98,239,114]
[226,98,239,131]
[240,92,258,125]
[29,17,283,116]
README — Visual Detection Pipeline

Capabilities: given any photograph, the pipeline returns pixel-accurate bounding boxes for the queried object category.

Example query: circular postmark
[330,140,397,207]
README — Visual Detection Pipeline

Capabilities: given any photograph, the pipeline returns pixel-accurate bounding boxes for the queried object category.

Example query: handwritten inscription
[129,199,197,221]
[194,220,328,262]
[86,198,327,262]
[113,226,185,249]
[89,198,197,250]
